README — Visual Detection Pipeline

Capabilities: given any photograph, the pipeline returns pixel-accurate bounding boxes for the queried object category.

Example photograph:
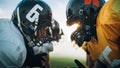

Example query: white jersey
[0,18,27,68]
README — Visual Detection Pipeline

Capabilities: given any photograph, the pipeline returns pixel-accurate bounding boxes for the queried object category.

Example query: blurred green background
[50,56,86,68]
[49,42,87,68]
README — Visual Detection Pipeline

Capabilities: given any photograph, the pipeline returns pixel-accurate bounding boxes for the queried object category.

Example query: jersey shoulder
[0,18,25,46]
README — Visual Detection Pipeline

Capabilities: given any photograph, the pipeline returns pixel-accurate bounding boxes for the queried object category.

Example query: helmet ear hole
[79,9,83,15]
[22,21,29,27]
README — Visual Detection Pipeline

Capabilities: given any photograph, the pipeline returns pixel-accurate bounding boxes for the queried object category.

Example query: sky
[0,0,108,59]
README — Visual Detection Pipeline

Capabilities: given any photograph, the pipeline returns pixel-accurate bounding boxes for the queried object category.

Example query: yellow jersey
[82,0,120,67]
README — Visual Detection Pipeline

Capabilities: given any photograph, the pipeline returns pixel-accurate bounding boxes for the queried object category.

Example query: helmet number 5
[26,4,43,22]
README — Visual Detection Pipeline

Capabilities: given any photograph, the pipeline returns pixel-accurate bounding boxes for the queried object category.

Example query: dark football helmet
[66,0,105,46]
[11,0,52,47]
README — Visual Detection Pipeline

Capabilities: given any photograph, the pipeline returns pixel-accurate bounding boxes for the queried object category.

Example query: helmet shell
[12,0,52,37]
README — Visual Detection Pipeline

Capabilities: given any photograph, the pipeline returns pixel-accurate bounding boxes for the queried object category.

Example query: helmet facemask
[70,20,85,46]
[67,8,97,47]
[51,19,64,42]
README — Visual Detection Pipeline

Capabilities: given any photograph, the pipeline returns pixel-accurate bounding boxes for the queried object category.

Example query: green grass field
[50,56,86,68]
[49,42,87,68]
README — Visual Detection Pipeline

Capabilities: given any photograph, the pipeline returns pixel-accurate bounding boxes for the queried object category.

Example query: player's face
[35,25,49,43]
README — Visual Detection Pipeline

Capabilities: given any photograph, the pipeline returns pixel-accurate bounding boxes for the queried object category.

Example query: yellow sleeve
[81,38,100,61]
[81,41,88,51]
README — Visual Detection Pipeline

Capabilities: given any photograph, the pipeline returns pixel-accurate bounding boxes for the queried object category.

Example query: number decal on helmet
[98,46,112,66]
[26,4,43,22]
[84,0,99,7]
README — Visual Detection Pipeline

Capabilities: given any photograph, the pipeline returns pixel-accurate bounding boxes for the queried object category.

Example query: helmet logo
[84,0,99,7]
[26,4,43,22]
